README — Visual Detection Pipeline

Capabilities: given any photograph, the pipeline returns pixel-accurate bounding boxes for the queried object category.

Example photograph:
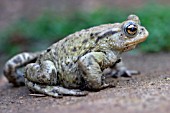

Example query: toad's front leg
[107,60,140,78]
[78,52,118,90]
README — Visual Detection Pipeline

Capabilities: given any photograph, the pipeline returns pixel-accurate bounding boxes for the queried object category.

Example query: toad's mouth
[123,37,147,52]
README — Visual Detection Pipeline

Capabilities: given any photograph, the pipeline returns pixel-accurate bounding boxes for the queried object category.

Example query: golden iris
[124,22,138,37]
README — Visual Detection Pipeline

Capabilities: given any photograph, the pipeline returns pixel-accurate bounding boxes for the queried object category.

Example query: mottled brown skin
[3,15,149,97]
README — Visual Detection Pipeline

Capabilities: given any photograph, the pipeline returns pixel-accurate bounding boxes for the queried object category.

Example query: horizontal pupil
[129,27,136,32]
[127,25,137,34]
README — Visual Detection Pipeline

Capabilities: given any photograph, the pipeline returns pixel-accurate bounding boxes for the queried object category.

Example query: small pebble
[165,77,170,81]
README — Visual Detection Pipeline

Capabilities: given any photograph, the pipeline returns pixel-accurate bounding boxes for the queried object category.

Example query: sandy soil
[0,53,170,113]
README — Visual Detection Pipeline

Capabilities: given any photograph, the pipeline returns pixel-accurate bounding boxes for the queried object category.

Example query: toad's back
[52,24,117,58]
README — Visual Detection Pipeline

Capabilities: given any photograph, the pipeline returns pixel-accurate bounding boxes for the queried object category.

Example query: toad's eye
[124,22,138,38]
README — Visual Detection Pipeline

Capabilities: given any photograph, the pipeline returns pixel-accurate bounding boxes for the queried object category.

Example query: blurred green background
[0,0,170,74]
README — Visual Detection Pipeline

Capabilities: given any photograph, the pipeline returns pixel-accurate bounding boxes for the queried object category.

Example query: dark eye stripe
[95,30,118,43]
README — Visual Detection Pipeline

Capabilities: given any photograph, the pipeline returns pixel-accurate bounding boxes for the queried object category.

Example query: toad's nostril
[141,28,144,31]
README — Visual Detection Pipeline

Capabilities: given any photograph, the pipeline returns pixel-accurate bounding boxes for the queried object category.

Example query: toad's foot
[111,69,140,78]
[25,78,88,98]
[108,60,140,78]
[103,68,140,78]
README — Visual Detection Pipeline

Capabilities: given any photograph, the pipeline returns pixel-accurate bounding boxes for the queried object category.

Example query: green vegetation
[0,4,170,56]
[136,4,170,52]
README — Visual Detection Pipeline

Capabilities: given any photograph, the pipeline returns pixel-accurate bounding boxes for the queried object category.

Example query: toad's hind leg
[3,52,40,86]
[25,78,88,97]
[25,60,58,85]
[25,60,88,97]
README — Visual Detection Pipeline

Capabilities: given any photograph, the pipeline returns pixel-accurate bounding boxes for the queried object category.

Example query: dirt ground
[0,53,170,113]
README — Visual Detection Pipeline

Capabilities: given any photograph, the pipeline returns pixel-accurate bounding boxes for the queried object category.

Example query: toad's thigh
[25,60,58,84]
